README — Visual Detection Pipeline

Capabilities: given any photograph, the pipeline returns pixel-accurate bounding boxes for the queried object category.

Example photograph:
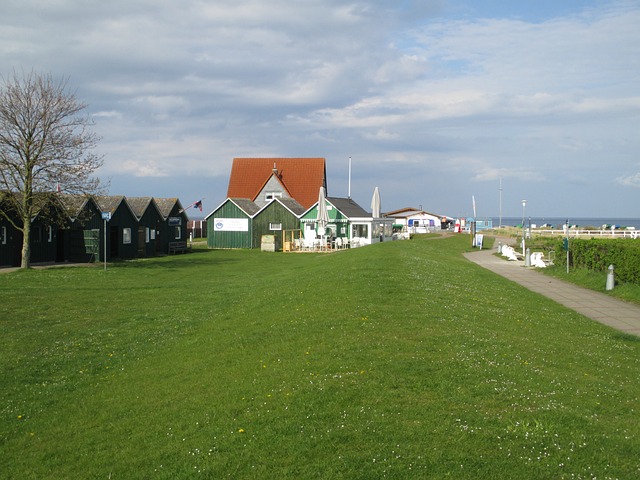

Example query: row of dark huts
[0,194,188,267]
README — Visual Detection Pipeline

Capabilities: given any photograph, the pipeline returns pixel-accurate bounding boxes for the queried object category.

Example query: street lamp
[521,200,527,256]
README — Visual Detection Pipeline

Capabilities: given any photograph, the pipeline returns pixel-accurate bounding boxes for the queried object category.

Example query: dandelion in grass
[238,428,245,433]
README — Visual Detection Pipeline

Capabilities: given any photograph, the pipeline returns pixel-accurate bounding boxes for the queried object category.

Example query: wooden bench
[168,241,191,254]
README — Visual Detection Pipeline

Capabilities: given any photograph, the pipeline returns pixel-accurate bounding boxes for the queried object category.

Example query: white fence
[531,229,638,239]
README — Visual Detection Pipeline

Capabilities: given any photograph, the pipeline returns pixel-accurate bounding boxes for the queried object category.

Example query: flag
[179,199,204,213]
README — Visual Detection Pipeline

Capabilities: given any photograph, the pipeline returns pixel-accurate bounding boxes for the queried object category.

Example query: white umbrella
[316,186,329,235]
[371,186,381,218]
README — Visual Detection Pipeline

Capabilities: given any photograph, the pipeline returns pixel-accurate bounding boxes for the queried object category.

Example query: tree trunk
[21,220,31,269]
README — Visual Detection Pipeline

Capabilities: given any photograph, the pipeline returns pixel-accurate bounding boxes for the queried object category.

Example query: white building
[384,207,452,233]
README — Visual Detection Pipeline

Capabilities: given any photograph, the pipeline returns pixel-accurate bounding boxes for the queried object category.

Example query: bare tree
[0,70,104,268]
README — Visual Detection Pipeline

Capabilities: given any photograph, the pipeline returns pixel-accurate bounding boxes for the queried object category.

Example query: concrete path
[0,262,101,274]
[464,238,640,337]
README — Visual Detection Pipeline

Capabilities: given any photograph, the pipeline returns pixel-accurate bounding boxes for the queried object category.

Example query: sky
[1,0,639,219]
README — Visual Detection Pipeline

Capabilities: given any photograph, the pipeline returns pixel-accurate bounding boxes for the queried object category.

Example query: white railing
[531,229,638,239]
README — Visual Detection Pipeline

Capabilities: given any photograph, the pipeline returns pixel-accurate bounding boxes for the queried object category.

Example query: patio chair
[303,238,315,251]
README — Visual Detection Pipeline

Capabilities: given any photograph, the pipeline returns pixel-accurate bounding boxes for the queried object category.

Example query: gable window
[265,192,283,201]
[123,228,132,244]
[1,226,6,245]
[269,223,282,231]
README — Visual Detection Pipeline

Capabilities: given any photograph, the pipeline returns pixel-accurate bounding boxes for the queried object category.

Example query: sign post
[563,219,569,274]
[101,212,111,271]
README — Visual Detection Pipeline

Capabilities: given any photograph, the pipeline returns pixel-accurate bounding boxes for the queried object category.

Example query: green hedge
[554,238,640,284]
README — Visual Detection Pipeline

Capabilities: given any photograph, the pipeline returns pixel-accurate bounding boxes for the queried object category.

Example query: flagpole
[348,156,352,199]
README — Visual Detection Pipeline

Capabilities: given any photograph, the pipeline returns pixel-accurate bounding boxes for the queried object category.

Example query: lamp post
[565,219,569,274]
[521,200,527,256]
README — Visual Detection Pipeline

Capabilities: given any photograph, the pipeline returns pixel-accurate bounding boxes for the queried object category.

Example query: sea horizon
[489,216,640,229]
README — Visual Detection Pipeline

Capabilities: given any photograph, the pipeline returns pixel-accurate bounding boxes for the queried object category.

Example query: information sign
[214,218,249,232]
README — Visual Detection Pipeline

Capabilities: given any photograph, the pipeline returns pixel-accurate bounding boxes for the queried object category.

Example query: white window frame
[175,226,181,240]
[123,228,132,244]
[1,226,6,245]
[352,223,369,238]
[48,225,53,243]
[269,223,282,231]
[145,227,150,243]
[265,192,283,201]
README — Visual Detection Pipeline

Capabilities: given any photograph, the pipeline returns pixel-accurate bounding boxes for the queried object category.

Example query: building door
[109,226,119,259]
[155,228,163,254]
[12,230,23,267]
[138,227,146,256]
[56,229,67,262]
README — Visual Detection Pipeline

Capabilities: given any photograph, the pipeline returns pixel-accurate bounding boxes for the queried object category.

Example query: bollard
[606,264,615,291]
[497,241,502,254]
[525,248,531,267]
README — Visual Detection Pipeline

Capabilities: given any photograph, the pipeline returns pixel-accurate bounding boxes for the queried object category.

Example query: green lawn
[1,235,639,479]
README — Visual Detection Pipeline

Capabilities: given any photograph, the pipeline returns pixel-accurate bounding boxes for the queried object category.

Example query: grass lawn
[1,235,639,479]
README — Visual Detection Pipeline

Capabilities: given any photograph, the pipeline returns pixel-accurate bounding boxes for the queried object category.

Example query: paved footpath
[463,238,640,337]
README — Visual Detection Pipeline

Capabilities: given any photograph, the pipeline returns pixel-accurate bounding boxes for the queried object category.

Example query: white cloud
[617,173,640,188]
[1,0,639,217]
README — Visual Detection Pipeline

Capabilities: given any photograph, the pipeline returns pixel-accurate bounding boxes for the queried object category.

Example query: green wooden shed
[155,198,189,254]
[0,192,21,267]
[206,198,260,249]
[127,197,165,257]
[59,195,103,263]
[96,196,139,260]
[252,197,305,250]
[26,195,68,264]
[300,196,359,242]
[1,192,70,266]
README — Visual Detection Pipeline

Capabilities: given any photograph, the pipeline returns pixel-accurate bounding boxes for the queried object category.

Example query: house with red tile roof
[226,158,327,210]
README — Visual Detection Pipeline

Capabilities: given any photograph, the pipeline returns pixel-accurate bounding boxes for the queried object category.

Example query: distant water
[491,217,640,229]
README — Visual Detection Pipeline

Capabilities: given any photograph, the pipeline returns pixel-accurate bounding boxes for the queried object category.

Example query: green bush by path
[1,236,639,479]
[553,237,640,284]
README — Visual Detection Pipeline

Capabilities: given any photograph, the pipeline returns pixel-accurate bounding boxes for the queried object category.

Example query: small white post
[606,265,615,290]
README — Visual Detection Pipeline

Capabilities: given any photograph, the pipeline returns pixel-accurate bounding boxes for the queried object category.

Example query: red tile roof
[226,158,327,210]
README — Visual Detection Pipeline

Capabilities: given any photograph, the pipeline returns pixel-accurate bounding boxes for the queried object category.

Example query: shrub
[554,238,640,284]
